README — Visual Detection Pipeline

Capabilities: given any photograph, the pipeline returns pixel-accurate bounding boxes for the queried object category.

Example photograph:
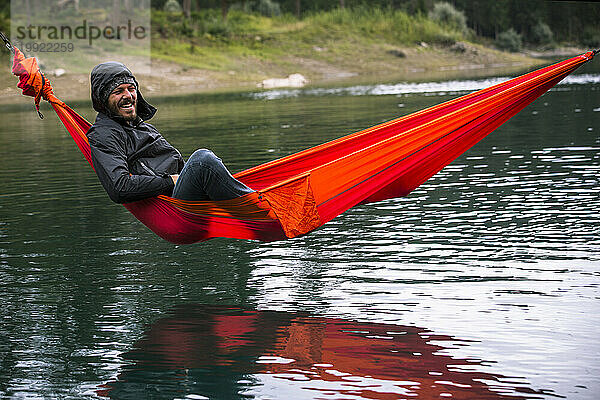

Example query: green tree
[531,22,553,46]
[429,2,467,33]
[163,0,182,12]
[496,28,522,52]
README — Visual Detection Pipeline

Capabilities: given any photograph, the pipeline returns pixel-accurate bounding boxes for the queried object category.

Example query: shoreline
[0,45,588,106]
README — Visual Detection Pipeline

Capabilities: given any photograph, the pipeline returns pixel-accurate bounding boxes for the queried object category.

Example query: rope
[0,31,15,54]
[36,74,45,119]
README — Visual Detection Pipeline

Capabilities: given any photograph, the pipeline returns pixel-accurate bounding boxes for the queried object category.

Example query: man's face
[107,83,137,121]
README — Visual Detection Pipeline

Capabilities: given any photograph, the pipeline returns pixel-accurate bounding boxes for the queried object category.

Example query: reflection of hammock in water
[7,39,597,244]
[98,304,546,399]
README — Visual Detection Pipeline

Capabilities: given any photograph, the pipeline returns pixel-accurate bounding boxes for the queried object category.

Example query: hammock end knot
[10,46,66,118]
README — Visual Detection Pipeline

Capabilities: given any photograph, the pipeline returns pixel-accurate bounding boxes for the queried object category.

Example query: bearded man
[87,62,253,204]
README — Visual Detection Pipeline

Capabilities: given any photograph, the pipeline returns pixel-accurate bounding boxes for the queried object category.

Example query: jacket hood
[90,62,156,121]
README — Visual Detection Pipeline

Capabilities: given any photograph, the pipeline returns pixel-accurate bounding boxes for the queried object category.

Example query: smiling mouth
[118,100,135,113]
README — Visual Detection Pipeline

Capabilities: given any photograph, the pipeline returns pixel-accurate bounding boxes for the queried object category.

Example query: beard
[107,96,137,121]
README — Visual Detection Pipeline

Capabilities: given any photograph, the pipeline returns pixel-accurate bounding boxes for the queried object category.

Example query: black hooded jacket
[87,62,184,204]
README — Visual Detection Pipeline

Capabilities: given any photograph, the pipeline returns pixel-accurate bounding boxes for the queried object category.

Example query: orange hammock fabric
[10,46,595,244]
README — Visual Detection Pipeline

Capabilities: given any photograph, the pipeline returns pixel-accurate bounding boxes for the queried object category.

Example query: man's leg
[172,149,254,201]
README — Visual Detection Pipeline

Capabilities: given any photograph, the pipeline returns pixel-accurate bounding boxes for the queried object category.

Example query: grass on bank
[0,6,545,102]
[150,7,465,75]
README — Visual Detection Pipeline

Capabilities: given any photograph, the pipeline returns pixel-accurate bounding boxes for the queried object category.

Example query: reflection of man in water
[87,62,253,204]
[98,305,537,399]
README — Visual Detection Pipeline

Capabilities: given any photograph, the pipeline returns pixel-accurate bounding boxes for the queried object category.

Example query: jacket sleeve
[88,126,175,204]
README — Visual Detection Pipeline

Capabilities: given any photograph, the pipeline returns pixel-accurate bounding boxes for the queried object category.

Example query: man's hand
[171,174,179,185]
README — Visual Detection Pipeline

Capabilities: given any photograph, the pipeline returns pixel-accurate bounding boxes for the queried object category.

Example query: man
[87,62,253,204]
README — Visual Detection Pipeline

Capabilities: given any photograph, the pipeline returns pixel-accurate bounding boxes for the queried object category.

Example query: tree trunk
[183,0,191,18]
[339,0,345,9]
[25,0,31,25]
[112,0,120,27]
[221,0,228,20]
[296,0,301,18]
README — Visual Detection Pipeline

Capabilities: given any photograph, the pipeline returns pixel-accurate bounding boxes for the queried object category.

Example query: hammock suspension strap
[0,31,14,54]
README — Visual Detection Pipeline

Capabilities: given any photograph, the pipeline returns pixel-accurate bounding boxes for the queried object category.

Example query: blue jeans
[172,149,254,201]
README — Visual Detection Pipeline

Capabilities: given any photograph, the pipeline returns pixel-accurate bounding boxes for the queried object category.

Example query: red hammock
[9,45,595,244]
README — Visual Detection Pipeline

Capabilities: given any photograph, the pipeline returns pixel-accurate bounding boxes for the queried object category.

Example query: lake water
[1,60,599,399]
